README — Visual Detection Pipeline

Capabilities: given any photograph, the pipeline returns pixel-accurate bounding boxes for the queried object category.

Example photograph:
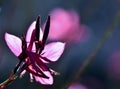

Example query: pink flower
[5,16,65,85]
[47,8,89,42]
[68,83,87,89]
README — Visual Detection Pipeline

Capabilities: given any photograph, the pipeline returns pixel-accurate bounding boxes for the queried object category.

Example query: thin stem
[0,73,17,89]
[0,60,28,89]
[62,11,120,89]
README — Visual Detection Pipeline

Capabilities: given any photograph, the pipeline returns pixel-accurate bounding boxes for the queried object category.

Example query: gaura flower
[5,16,65,85]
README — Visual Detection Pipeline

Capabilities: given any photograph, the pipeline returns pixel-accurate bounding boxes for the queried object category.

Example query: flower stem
[0,73,17,89]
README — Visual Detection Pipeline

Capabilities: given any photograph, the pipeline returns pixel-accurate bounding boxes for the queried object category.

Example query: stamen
[50,69,60,75]
[26,51,49,77]
[30,73,34,82]
[20,70,26,78]
[26,67,49,78]
[40,55,53,63]
[35,55,50,71]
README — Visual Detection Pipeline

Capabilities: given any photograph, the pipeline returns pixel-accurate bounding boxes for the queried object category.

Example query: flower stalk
[0,73,17,89]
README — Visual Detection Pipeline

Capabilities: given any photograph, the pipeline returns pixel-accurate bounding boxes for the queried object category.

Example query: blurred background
[0,0,120,89]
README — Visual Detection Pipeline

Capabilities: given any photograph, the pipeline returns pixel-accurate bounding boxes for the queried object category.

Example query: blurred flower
[68,83,87,89]
[47,8,89,42]
[5,16,65,85]
[108,51,120,79]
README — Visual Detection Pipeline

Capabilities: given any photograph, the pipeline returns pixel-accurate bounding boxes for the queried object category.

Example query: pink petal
[31,43,36,52]
[41,42,65,63]
[39,28,43,41]
[5,33,22,56]
[34,71,53,85]
[26,21,43,42]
